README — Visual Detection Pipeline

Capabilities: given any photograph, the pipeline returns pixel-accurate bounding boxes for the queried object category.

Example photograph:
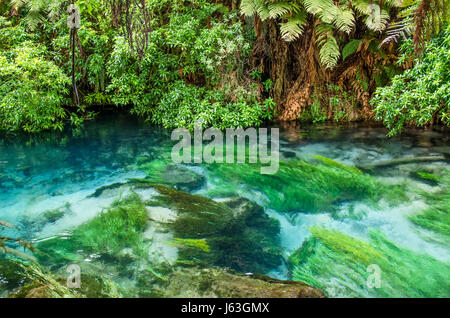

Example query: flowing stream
[1,114,449,297]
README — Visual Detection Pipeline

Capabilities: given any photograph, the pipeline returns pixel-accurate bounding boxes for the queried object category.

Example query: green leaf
[342,39,361,60]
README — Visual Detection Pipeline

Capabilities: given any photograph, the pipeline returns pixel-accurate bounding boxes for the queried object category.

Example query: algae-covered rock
[3,259,81,298]
[152,267,325,298]
[0,258,34,296]
[161,164,205,192]
[139,160,205,192]
[149,186,282,273]
[75,274,122,298]
[35,193,149,267]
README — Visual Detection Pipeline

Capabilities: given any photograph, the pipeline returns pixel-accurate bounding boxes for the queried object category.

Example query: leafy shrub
[372,26,450,135]
[106,2,273,129]
[0,41,70,132]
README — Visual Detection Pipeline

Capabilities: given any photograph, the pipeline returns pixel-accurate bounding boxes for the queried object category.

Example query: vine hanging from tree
[109,0,151,59]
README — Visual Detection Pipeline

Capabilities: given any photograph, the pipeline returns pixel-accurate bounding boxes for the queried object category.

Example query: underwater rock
[3,259,81,298]
[88,182,127,198]
[149,186,282,273]
[160,164,205,192]
[153,267,325,298]
[359,155,446,171]
[280,151,297,159]
[0,258,33,296]
[74,274,122,298]
[139,160,205,192]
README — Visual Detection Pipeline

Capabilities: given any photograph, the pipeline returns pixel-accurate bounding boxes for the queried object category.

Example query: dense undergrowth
[0,0,274,132]
[0,1,448,133]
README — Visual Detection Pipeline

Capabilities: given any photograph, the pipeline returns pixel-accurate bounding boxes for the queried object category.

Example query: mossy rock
[140,160,205,192]
[153,267,325,298]
[161,164,205,192]
[0,258,34,295]
[149,186,282,273]
[76,274,122,298]
[149,185,236,238]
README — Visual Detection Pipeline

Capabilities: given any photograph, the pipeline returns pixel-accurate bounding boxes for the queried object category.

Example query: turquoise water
[1,114,449,297]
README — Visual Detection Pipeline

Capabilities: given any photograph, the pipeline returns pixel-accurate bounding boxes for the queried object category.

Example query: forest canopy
[0,0,448,134]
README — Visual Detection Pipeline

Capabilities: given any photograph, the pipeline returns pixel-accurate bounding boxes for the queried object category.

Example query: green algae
[288,227,450,297]
[408,170,450,244]
[3,258,81,298]
[36,193,149,266]
[206,158,404,214]
[169,238,211,253]
[410,170,441,186]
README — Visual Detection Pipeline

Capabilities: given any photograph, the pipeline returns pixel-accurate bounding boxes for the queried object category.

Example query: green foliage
[106,2,273,129]
[342,39,361,60]
[1,1,273,132]
[289,227,450,297]
[372,26,450,135]
[240,0,401,68]
[0,41,70,132]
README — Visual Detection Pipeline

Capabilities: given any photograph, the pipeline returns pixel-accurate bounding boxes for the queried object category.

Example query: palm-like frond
[280,12,308,41]
[316,23,340,68]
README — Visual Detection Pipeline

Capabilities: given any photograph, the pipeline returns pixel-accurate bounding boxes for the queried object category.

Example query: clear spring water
[1,114,449,297]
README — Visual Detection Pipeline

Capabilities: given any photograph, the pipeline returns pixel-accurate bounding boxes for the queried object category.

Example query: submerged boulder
[139,160,205,192]
[148,186,282,273]
[152,267,325,298]
[161,164,205,192]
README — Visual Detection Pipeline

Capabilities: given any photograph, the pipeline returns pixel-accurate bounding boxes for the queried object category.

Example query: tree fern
[316,23,340,68]
[240,0,258,16]
[240,0,444,68]
[280,13,308,41]
[268,2,295,19]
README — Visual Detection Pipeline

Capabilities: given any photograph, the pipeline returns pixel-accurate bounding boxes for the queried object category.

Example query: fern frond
[268,2,294,19]
[332,7,355,34]
[280,13,308,41]
[380,20,413,46]
[315,23,340,68]
[240,0,257,17]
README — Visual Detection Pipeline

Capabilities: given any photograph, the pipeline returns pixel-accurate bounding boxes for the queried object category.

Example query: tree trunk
[250,18,400,121]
